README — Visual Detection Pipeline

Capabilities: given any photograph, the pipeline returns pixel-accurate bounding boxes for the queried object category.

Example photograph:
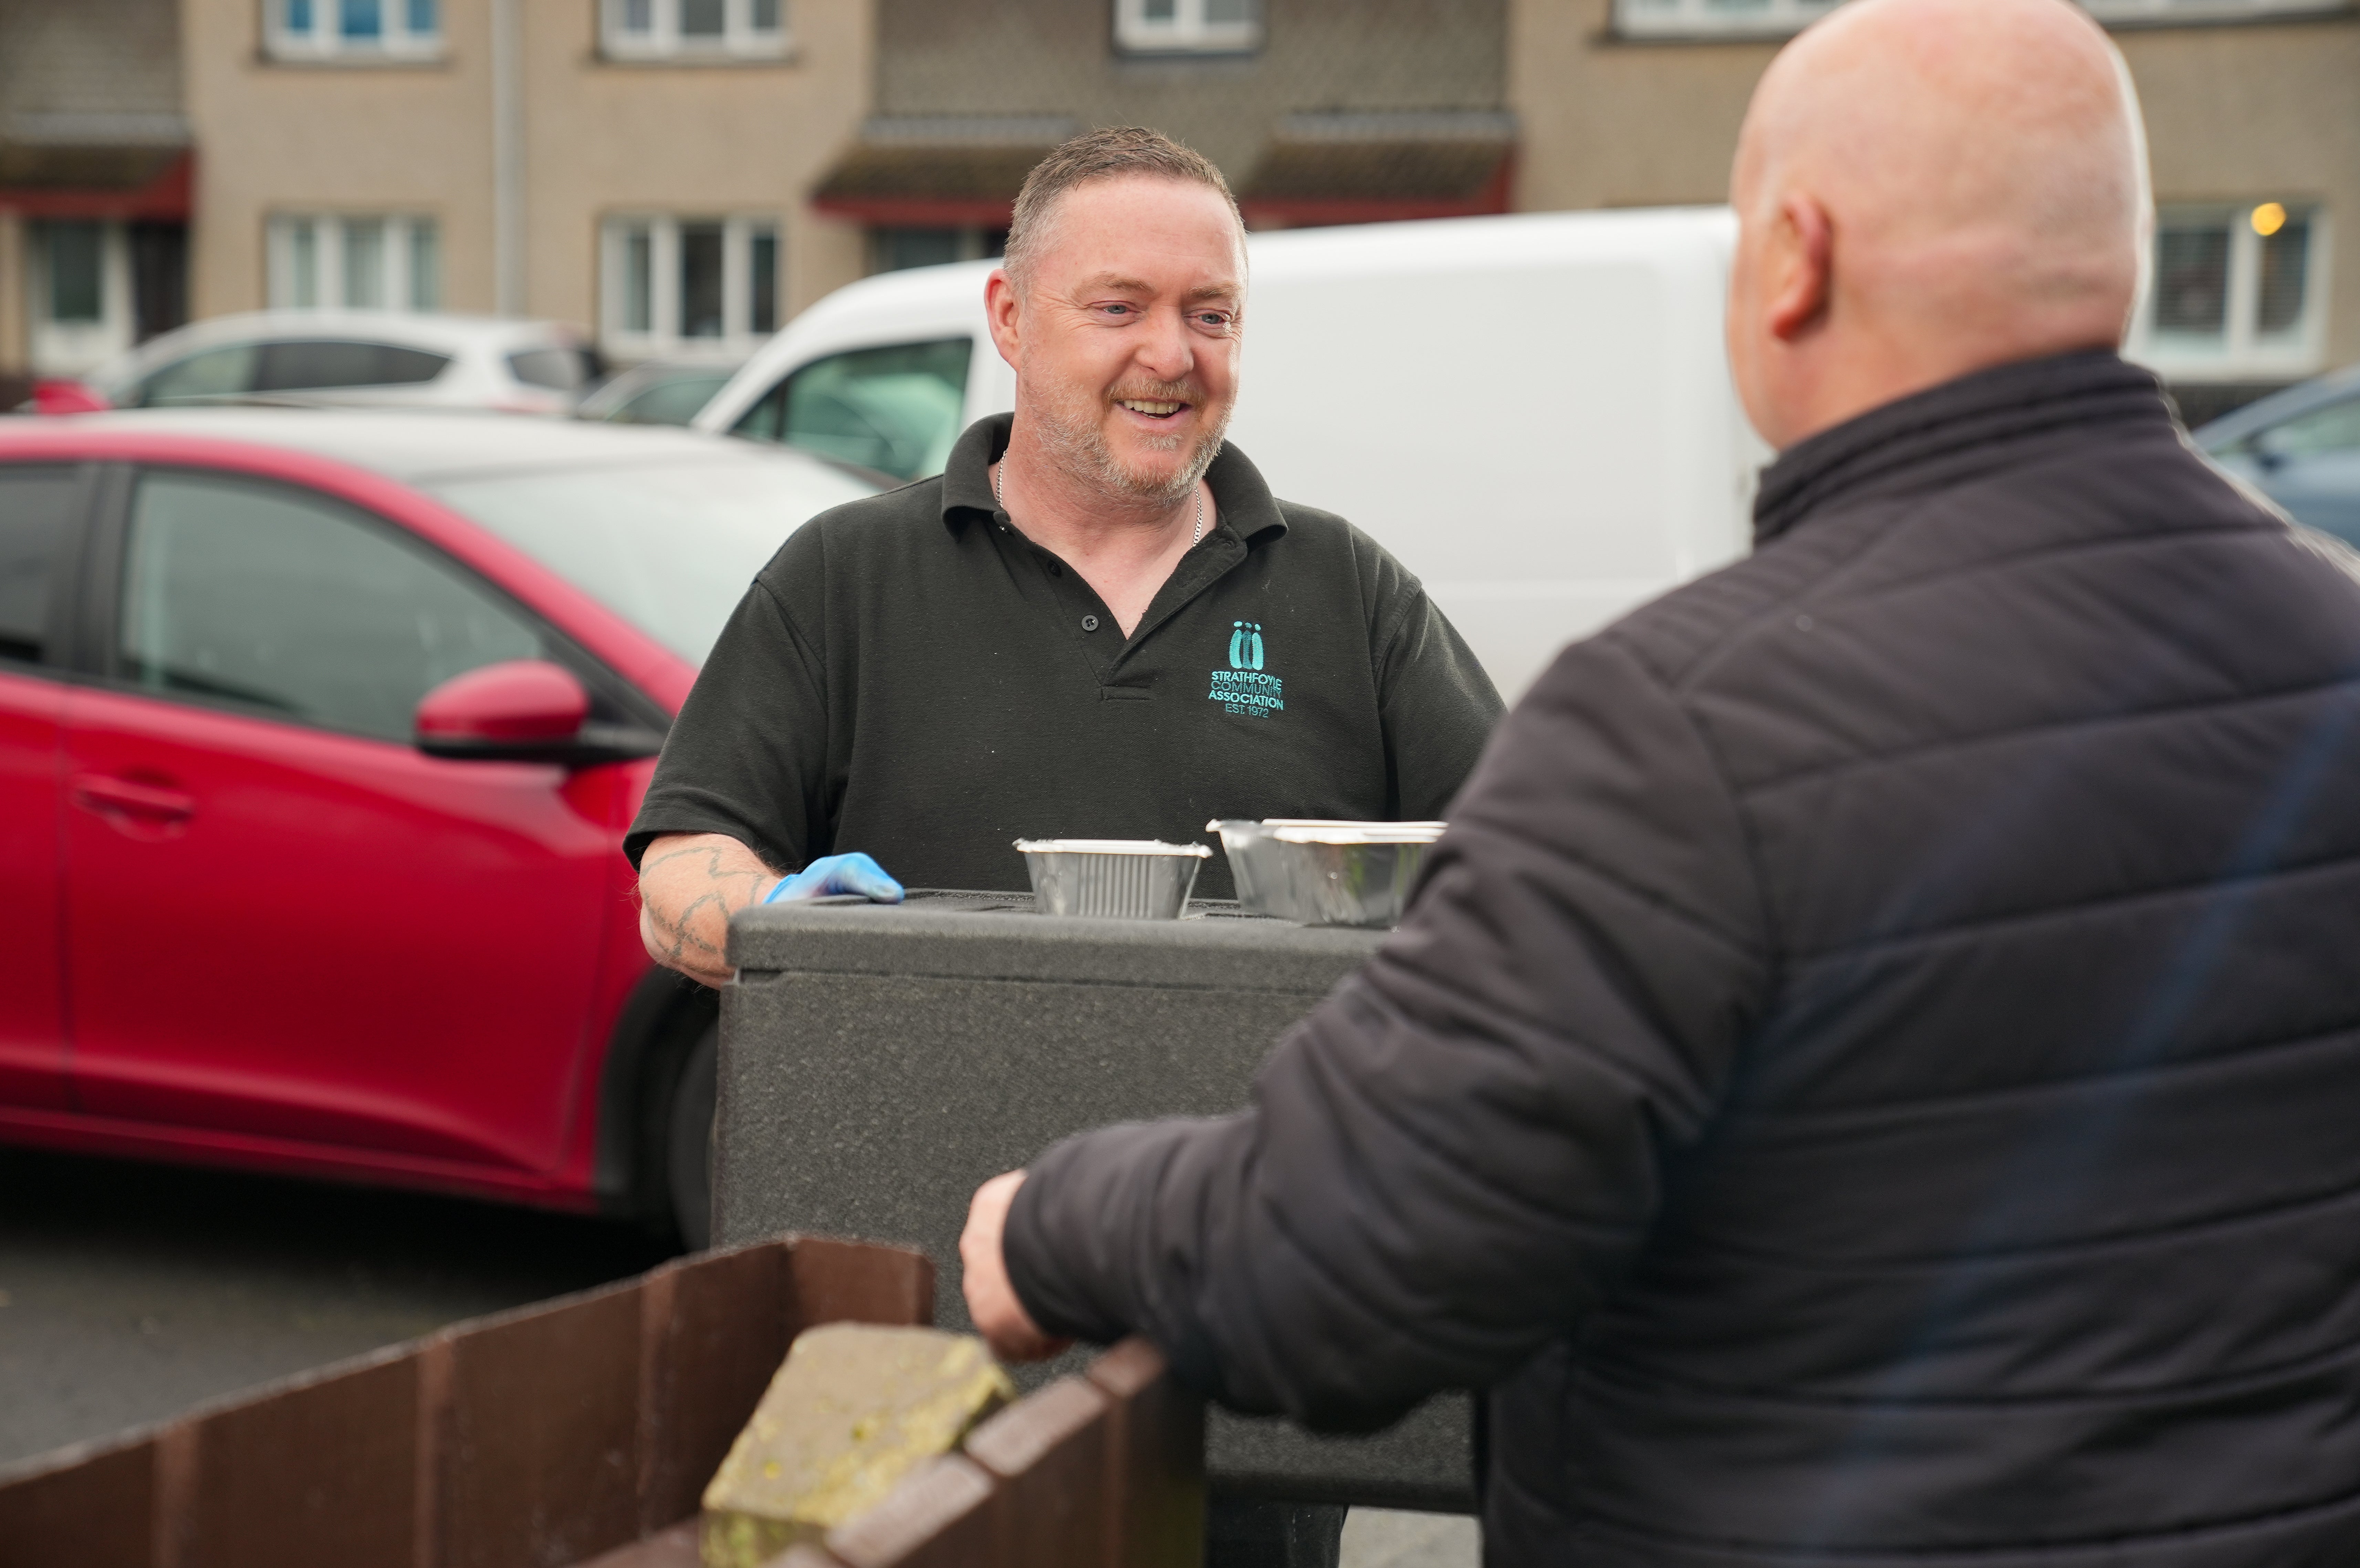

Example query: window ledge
[256,49,452,68]
[2092,4,2356,30]
[595,43,797,66]
[1113,46,1265,60]
[1599,3,2356,44]
[1113,28,1264,55]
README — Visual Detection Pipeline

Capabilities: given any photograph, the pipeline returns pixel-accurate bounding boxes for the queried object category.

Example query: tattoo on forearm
[643,842,776,973]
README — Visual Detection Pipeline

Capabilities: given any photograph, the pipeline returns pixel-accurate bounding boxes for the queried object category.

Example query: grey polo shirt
[625,414,1504,898]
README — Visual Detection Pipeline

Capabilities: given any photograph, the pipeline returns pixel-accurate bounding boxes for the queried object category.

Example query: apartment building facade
[3,0,2352,415]
[1511,0,2360,419]
[1,0,875,387]
[184,0,875,365]
[814,0,1515,270]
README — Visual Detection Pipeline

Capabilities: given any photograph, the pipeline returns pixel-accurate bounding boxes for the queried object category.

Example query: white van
[696,207,1768,700]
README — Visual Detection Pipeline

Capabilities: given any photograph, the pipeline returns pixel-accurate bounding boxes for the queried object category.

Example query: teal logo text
[1209,621,1282,718]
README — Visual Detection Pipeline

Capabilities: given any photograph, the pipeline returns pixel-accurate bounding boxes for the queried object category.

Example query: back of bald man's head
[1737,0,2148,344]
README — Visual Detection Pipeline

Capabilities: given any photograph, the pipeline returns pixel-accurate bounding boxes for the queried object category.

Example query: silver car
[69,310,606,416]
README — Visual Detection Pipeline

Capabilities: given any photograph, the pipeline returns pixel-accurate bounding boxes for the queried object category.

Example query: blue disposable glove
[762,852,905,905]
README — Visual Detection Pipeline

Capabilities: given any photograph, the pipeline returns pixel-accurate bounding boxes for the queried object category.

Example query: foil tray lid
[1013,838,1214,857]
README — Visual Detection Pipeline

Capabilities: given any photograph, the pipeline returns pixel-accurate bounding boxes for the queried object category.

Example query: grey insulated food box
[716,890,1476,1512]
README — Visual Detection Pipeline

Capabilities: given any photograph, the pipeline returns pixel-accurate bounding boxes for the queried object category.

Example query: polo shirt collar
[941,412,1291,544]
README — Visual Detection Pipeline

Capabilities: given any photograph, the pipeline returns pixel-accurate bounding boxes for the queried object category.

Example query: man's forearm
[637,833,778,987]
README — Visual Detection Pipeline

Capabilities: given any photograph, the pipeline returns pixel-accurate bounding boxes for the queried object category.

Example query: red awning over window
[0,147,193,221]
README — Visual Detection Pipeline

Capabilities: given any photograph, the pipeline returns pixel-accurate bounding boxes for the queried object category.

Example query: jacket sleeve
[1003,631,1770,1430]
[623,537,835,873]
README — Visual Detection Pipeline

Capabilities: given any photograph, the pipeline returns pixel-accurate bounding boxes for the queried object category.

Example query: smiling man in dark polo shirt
[634,128,1497,1564]
[629,126,1500,996]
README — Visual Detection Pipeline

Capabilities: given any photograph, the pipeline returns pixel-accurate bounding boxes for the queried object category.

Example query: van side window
[0,465,78,666]
[731,337,972,482]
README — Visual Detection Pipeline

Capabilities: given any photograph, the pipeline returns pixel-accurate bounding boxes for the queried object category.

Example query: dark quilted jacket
[1005,351,2360,1565]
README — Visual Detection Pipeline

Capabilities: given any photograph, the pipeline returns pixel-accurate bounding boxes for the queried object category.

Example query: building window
[268,215,442,311]
[868,227,1006,275]
[2126,202,2330,380]
[1613,0,2340,38]
[601,0,789,60]
[267,0,442,60]
[1113,0,1262,54]
[601,216,782,357]
[1611,0,1838,39]
[27,220,133,375]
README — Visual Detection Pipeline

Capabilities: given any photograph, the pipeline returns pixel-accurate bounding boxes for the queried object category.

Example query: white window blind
[268,215,442,312]
[2127,202,2331,380]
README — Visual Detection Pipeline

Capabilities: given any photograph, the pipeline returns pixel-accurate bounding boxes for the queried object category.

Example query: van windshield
[731,337,971,481]
[422,455,879,662]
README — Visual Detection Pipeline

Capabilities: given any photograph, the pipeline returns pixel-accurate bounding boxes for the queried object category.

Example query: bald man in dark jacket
[960,1,2360,1562]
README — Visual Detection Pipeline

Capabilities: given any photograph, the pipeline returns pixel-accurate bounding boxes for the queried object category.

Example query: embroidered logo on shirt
[1209,621,1283,718]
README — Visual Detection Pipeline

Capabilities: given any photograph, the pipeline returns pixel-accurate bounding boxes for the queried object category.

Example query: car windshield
[421,455,878,662]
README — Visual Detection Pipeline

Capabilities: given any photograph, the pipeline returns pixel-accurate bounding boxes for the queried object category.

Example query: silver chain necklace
[995,461,1205,547]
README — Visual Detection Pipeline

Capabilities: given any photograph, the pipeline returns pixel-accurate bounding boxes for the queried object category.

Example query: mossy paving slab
[700,1324,1013,1568]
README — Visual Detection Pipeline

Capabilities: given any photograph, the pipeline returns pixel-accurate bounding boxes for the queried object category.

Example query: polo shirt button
[1082,615,1100,633]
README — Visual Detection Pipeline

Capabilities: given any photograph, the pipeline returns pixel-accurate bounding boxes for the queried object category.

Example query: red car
[0,409,878,1244]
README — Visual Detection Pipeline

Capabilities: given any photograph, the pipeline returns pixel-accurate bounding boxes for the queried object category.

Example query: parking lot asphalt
[0,1144,673,1468]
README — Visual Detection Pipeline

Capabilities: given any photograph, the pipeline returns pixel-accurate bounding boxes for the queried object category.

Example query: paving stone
[700,1325,1014,1568]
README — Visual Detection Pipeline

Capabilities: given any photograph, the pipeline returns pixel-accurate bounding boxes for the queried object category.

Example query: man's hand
[961,1171,1072,1362]
[638,837,905,987]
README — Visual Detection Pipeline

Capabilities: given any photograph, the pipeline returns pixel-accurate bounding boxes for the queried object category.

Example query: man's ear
[1768,194,1834,343]
[984,269,1023,369]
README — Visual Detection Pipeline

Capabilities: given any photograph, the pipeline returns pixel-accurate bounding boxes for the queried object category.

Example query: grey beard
[1030,390,1229,504]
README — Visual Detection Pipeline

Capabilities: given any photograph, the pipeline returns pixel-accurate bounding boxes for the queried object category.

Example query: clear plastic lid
[1207,819,1447,844]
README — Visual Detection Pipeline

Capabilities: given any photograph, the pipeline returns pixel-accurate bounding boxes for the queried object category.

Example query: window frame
[266,213,443,312]
[1112,0,1263,55]
[2126,201,2333,383]
[599,0,791,62]
[264,0,445,63]
[1610,0,2343,39]
[598,214,784,359]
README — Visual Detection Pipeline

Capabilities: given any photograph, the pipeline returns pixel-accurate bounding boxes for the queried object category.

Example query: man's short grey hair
[1004,126,1245,290]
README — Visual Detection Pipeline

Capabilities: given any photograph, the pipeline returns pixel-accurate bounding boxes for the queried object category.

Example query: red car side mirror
[416,660,589,762]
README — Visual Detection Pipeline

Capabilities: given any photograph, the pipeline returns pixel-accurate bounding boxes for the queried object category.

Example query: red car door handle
[72,774,197,823]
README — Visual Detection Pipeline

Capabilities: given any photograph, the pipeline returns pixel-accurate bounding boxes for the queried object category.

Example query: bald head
[1726,0,2150,448]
